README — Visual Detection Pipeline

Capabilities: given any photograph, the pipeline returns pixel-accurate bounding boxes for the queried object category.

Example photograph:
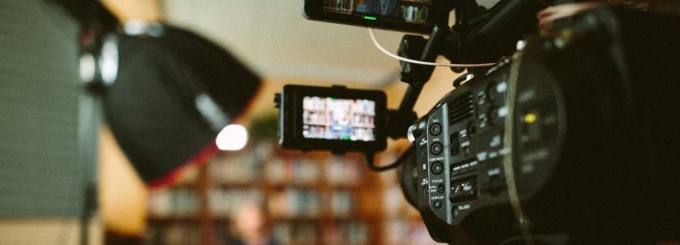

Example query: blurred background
[0,0,474,244]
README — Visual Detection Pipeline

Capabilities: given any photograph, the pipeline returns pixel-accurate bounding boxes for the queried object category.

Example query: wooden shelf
[145,141,385,245]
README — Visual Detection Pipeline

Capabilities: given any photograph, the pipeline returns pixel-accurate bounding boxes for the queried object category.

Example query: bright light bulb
[79,53,96,82]
[216,124,248,151]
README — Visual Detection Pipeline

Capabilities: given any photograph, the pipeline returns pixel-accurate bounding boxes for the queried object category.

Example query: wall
[382,59,462,116]
[98,126,148,236]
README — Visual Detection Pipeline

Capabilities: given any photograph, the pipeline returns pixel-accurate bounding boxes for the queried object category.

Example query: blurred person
[227,200,279,245]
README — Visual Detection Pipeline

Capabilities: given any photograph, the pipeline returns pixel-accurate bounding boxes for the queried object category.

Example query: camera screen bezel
[303,0,448,34]
[279,84,387,153]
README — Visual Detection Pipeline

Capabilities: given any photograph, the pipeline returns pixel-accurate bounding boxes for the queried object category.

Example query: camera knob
[408,119,428,142]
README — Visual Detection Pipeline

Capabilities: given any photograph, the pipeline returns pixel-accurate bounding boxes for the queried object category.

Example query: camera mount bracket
[360,0,546,172]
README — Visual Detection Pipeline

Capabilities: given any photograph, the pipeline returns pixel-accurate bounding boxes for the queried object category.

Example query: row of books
[301,124,375,141]
[324,222,369,245]
[144,221,376,245]
[402,4,430,23]
[148,187,354,220]
[273,221,369,245]
[265,154,365,187]
[303,97,377,113]
[210,151,329,186]
[267,188,356,218]
[303,111,376,126]
[324,0,356,13]
[265,155,322,185]
[209,151,262,184]
[148,188,199,218]
[325,155,365,186]
[145,222,203,245]
[303,96,328,110]
[268,188,323,218]
[208,147,365,187]
[207,188,264,218]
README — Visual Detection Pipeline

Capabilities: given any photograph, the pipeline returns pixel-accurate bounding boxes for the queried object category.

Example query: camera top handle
[365,17,453,171]
[392,0,548,132]
[367,0,547,171]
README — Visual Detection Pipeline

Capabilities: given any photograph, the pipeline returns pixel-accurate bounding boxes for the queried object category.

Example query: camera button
[437,184,446,193]
[431,161,444,175]
[430,142,443,155]
[433,200,443,209]
[429,123,442,136]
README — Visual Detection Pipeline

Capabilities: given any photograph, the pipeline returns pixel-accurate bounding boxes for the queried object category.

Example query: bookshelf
[302,96,377,141]
[146,166,208,245]
[144,141,385,245]
[377,143,446,245]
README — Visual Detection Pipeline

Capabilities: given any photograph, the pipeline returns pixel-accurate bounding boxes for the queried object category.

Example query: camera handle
[396,0,547,107]
[447,0,548,65]
[364,0,547,172]
[362,23,450,172]
[397,22,451,111]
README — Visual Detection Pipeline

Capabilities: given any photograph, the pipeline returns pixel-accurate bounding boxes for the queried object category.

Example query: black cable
[363,150,406,172]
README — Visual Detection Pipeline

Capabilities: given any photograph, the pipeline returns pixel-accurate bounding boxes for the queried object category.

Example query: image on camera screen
[322,0,433,24]
[302,96,376,141]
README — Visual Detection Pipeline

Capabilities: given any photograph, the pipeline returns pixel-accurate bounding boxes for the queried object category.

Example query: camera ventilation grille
[448,92,474,125]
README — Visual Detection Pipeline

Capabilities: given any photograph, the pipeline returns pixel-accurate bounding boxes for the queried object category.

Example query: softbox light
[102,24,261,186]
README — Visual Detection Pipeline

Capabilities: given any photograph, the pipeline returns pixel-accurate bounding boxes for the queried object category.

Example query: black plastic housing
[408,7,680,244]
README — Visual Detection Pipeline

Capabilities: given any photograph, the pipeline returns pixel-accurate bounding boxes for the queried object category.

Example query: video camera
[278,0,680,244]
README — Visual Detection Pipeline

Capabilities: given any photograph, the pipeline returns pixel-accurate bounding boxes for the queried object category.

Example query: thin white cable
[368,28,497,68]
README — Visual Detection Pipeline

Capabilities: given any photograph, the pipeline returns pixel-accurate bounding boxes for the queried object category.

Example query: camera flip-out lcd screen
[303,0,448,34]
[277,85,386,153]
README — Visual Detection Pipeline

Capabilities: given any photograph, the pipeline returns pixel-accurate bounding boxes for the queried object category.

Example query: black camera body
[405,7,680,244]
[276,84,388,154]
[289,0,680,243]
